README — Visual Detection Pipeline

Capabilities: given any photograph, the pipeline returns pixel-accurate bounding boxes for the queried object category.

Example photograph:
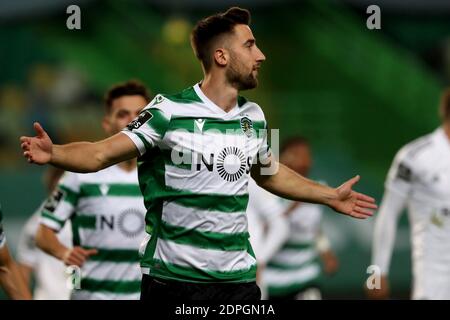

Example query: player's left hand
[328,175,377,219]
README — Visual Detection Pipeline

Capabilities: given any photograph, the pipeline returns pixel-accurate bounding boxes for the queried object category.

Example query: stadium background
[0,0,449,299]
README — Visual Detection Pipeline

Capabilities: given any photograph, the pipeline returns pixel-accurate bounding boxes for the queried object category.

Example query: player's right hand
[365,275,389,300]
[62,246,98,267]
[20,122,53,165]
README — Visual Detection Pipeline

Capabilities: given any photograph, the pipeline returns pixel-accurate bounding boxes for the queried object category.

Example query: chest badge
[240,116,253,138]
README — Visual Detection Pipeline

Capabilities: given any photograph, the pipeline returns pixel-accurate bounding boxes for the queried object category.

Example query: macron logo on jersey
[195,119,205,132]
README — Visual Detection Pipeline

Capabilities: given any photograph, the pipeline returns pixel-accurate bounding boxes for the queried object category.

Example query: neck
[444,122,450,141]
[118,158,137,172]
[200,73,238,112]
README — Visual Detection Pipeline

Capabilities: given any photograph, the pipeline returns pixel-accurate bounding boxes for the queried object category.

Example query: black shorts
[140,274,261,300]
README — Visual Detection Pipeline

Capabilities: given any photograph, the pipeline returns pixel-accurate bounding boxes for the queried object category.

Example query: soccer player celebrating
[33,80,150,300]
[20,8,376,300]
[0,204,32,299]
[369,88,450,300]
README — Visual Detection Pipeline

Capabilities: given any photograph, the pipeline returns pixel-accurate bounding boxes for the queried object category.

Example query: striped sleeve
[121,95,171,156]
[40,172,79,232]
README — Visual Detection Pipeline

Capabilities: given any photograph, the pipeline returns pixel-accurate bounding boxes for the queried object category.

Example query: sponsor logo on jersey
[99,209,145,239]
[118,208,145,238]
[217,146,247,182]
[194,147,252,182]
[127,110,153,130]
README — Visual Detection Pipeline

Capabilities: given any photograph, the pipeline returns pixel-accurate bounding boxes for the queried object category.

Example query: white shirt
[372,127,450,299]
[247,179,289,265]
[17,209,72,300]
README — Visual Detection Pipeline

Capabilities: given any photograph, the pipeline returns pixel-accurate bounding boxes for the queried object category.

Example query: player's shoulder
[144,86,203,118]
[396,131,436,163]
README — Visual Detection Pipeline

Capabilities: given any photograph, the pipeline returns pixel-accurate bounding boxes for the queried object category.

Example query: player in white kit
[247,178,290,299]
[17,167,72,300]
[370,89,450,300]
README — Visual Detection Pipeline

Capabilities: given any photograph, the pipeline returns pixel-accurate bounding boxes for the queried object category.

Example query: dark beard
[226,60,258,91]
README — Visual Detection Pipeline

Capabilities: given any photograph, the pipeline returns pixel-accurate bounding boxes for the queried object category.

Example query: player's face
[103,95,147,135]
[281,144,312,177]
[225,24,266,91]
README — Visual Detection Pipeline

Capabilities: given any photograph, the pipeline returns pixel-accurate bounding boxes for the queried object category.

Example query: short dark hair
[440,88,450,121]
[280,136,309,154]
[104,80,151,113]
[191,7,251,72]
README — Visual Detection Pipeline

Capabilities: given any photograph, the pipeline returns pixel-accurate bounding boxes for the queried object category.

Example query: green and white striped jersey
[263,200,324,297]
[0,204,5,248]
[40,165,146,300]
[122,83,271,283]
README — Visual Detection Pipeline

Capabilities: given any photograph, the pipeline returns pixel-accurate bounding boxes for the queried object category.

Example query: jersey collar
[193,83,239,117]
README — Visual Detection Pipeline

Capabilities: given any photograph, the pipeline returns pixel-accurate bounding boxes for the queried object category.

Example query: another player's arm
[35,225,97,267]
[251,156,377,219]
[0,246,32,300]
[20,122,139,173]
[316,229,339,275]
[367,152,413,299]
[367,188,407,299]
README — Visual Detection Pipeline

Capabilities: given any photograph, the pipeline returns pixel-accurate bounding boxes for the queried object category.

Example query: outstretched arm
[20,122,139,172]
[251,158,377,219]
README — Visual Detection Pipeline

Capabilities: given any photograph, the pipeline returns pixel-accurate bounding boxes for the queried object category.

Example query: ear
[213,48,228,67]
[102,116,111,133]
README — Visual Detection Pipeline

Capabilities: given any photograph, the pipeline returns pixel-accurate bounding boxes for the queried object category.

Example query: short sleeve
[121,94,171,156]
[40,172,79,232]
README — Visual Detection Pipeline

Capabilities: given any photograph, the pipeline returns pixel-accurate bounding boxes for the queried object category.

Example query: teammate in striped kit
[369,89,450,300]
[33,80,151,300]
[262,137,339,300]
[20,7,376,300]
[0,204,32,299]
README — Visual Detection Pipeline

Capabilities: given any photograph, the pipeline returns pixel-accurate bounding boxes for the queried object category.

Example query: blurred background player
[263,137,339,300]
[0,204,32,299]
[247,178,290,299]
[34,80,151,300]
[16,167,72,300]
[369,88,450,300]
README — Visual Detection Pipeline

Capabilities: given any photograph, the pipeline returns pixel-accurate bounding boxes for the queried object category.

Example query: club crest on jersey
[240,116,253,138]
[152,95,164,106]
[127,110,153,130]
